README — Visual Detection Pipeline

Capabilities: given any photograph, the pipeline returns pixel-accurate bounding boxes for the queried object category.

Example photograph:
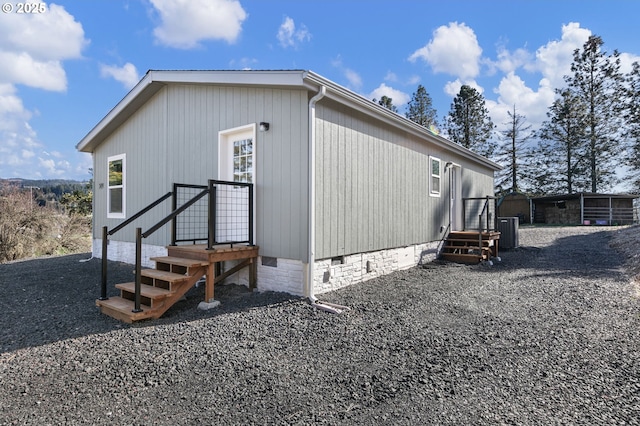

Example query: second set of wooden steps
[440,231,500,264]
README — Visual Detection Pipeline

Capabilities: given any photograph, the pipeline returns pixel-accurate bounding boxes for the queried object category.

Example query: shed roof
[531,192,639,202]
[76,69,501,171]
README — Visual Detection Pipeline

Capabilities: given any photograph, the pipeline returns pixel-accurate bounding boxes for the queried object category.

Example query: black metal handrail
[131,187,210,312]
[437,222,451,258]
[108,192,172,236]
[100,180,254,313]
[100,191,173,300]
[143,188,209,239]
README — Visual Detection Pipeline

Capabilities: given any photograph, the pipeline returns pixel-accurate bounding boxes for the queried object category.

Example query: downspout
[306,85,348,314]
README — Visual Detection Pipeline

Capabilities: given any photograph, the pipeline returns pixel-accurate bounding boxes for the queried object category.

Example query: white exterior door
[217,124,256,243]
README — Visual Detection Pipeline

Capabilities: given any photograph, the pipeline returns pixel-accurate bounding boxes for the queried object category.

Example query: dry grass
[0,186,91,263]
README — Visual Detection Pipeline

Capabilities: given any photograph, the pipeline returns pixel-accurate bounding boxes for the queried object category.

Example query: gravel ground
[1,226,639,425]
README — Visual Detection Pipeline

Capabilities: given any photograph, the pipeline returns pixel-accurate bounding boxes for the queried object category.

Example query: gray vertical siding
[93,84,310,261]
[314,99,495,260]
[91,82,495,263]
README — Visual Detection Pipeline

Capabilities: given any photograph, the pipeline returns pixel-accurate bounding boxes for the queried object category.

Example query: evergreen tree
[405,84,438,129]
[566,35,625,192]
[625,61,640,193]
[444,85,496,158]
[374,95,398,113]
[535,88,589,194]
[495,105,531,194]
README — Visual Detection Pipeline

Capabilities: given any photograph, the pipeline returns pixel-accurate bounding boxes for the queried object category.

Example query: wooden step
[445,238,491,245]
[448,231,500,239]
[442,246,489,253]
[150,256,209,268]
[116,281,172,298]
[116,282,171,307]
[96,296,153,323]
[140,269,191,291]
[440,253,484,264]
[150,256,209,276]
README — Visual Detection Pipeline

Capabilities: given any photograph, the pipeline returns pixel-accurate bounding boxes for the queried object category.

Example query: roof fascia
[76,71,163,152]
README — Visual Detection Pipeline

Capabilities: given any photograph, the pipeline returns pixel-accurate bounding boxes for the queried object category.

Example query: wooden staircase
[96,256,208,323]
[440,230,500,264]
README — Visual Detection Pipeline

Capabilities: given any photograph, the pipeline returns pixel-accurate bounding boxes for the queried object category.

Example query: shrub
[0,185,91,263]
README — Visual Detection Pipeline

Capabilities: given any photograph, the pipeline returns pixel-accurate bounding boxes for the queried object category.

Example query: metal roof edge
[531,192,640,201]
[76,71,161,152]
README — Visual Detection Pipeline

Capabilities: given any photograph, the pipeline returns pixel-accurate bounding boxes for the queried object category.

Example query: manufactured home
[77,70,501,321]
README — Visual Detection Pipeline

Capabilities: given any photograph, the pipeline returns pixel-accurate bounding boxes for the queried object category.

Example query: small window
[430,156,441,197]
[108,154,125,218]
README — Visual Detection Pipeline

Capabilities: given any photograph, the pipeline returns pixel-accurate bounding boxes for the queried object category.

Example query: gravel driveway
[1,226,639,425]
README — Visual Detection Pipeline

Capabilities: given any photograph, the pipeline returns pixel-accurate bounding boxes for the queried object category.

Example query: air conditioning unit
[497,217,519,249]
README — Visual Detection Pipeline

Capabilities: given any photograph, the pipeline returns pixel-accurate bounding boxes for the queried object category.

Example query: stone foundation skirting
[94,239,439,296]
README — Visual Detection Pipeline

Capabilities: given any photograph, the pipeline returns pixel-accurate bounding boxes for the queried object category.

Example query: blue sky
[1,0,639,181]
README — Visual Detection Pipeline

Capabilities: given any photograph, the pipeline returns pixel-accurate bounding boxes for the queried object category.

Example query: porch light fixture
[259,122,270,131]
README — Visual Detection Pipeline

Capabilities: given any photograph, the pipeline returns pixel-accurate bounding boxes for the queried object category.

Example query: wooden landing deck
[167,244,259,302]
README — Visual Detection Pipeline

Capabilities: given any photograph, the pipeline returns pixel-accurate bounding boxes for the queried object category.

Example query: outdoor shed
[531,193,639,225]
[497,191,531,224]
[77,70,501,304]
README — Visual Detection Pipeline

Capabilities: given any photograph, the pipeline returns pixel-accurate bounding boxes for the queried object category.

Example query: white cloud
[487,22,591,129]
[493,46,533,75]
[489,72,556,128]
[331,56,363,91]
[277,16,311,48]
[0,2,88,179]
[150,0,247,48]
[443,79,483,98]
[407,75,421,85]
[528,22,591,90]
[0,3,86,61]
[368,83,410,107]
[0,2,86,91]
[229,57,258,70]
[100,63,141,89]
[409,22,482,80]
[620,52,640,74]
[344,69,363,90]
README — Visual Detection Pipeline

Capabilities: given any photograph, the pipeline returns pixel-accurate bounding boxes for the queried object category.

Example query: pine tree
[625,61,640,193]
[374,95,398,113]
[444,85,496,158]
[566,35,625,192]
[405,85,438,129]
[535,88,589,194]
[495,105,531,194]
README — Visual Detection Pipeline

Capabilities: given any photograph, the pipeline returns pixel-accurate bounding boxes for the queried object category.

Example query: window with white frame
[430,156,441,197]
[107,154,125,218]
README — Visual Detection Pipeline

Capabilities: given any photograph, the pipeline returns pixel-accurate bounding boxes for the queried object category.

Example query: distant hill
[1,178,89,188]
[1,178,90,203]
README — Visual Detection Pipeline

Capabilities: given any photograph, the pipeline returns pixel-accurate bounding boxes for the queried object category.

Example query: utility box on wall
[497,217,519,249]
